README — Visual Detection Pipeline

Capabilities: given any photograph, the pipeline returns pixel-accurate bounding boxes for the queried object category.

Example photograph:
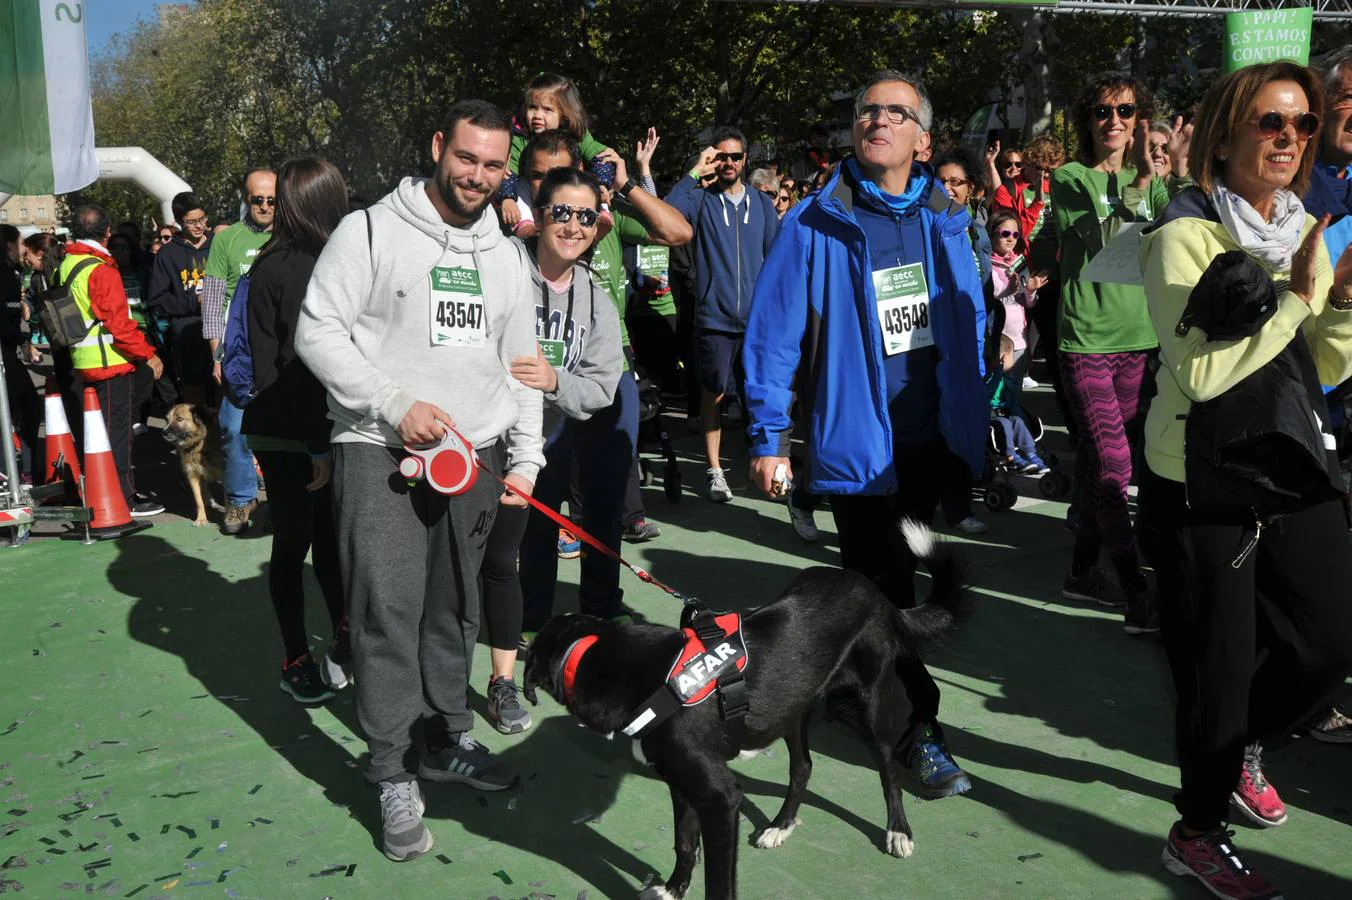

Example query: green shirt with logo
[589,205,656,369]
[205,221,272,319]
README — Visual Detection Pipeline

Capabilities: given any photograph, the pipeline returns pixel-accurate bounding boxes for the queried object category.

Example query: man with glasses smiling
[148,191,213,408]
[745,70,985,799]
[202,166,276,535]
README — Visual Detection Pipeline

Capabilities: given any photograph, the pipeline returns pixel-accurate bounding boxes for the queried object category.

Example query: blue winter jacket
[666,177,779,332]
[744,162,989,494]
[1304,160,1352,259]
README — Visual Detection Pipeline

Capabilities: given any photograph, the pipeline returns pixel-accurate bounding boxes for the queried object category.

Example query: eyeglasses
[541,203,599,227]
[1093,103,1138,122]
[714,152,745,163]
[182,215,207,227]
[855,103,920,126]
[994,229,1020,239]
[1253,111,1320,140]
[248,195,276,207]
[939,177,969,187]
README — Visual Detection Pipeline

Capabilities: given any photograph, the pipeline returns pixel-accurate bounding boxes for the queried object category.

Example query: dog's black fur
[523,521,966,900]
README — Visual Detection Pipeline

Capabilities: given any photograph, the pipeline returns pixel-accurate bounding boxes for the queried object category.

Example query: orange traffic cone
[71,387,150,540]
[42,378,82,492]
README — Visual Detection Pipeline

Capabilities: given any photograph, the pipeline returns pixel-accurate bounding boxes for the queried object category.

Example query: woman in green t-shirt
[1049,73,1169,630]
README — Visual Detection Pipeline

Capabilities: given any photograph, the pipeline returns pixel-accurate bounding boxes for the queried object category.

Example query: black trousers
[255,450,344,663]
[830,438,951,751]
[3,351,42,482]
[1137,468,1352,831]
[82,373,136,505]
[480,503,529,651]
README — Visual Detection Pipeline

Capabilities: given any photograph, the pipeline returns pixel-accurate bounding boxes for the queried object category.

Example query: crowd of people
[5,57,1352,899]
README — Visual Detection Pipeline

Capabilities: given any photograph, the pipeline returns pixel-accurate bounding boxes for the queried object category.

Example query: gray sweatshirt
[526,247,623,436]
[294,176,545,482]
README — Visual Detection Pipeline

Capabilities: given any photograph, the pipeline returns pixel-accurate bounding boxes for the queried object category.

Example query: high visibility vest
[58,253,130,372]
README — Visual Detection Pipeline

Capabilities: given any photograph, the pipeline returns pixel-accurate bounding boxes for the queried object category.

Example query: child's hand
[635,127,660,177]
[1025,272,1049,293]
[500,197,522,227]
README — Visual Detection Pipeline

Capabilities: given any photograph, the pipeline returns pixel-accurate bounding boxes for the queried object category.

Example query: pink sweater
[991,250,1038,353]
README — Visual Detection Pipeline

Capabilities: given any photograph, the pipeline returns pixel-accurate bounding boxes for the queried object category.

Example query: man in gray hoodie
[294,100,544,863]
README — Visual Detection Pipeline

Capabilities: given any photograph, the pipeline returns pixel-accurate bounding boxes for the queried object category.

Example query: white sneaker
[788,504,819,542]
[1021,377,1040,390]
[706,467,733,503]
[955,516,988,534]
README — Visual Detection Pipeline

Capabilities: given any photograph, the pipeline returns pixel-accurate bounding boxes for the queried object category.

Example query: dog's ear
[189,405,205,429]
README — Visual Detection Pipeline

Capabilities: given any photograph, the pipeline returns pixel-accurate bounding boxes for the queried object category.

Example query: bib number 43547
[429,265,487,348]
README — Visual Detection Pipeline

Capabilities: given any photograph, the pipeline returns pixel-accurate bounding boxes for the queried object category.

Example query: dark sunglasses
[248,195,276,207]
[1093,103,1138,122]
[541,203,599,227]
[1253,111,1320,140]
[995,229,1020,239]
[159,233,174,241]
[1004,161,1024,170]
[714,152,745,163]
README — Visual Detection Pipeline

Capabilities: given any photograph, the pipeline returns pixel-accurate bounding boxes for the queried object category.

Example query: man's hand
[510,345,559,392]
[635,127,660,178]
[500,472,534,508]
[500,197,522,227]
[691,146,718,180]
[595,148,629,190]
[148,354,164,380]
[1168,114,1194,179]
[751,456,791,498]
[212,360,222,384]
[397,400,454,446]
[306,455,332,491]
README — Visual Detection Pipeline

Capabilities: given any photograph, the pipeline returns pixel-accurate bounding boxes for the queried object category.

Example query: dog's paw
[885,830,914,858]
[637,886,679,900]
[752,818,802,849]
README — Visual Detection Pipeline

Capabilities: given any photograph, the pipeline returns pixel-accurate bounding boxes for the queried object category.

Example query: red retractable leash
[402,427,698,606]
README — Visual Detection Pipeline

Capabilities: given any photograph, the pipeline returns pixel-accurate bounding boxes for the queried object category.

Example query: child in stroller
[989,335,1050,475]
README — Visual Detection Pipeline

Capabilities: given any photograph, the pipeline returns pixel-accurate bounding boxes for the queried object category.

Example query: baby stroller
[978,407,1071,511]
[635,374,682,502]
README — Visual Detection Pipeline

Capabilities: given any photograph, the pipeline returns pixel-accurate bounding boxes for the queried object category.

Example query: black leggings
[1137,468,1352,831]
[480,504,529,651]
[254,450,344,662]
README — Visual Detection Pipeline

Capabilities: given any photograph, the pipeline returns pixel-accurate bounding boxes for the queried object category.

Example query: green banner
[1224,7,1313,73]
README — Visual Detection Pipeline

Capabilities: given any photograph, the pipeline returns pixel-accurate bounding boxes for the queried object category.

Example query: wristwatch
[1329,286,1352,311]
[617,178,639,200]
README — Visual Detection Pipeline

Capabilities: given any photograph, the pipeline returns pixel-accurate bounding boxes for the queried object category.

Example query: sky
[86,0,187,55]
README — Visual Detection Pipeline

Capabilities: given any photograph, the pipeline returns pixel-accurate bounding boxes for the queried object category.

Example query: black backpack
[36,257,101,350]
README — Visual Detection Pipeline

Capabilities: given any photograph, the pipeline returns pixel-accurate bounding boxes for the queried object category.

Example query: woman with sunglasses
[1049,73,1168,631]
[1138,62,1352,900]
[479,167,623,734]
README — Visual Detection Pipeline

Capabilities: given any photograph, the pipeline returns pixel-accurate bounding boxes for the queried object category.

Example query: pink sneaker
[1162,822,1283,900]
[1230,743,1287,827]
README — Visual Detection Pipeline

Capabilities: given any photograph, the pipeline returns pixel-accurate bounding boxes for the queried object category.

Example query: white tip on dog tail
[900,518,936,560]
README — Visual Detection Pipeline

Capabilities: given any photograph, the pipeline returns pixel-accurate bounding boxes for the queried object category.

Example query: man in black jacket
[147,192,213,406]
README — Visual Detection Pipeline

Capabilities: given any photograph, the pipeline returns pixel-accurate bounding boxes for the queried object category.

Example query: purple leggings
[1060,350,1147,571]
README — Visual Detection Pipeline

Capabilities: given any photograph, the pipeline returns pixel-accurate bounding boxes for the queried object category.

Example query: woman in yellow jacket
[1139,62,1352,900]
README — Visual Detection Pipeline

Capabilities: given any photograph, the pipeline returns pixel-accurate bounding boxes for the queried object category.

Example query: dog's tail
[892,518,968,644]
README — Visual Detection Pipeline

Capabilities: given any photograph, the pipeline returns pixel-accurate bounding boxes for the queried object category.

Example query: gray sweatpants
[332,442,501,784]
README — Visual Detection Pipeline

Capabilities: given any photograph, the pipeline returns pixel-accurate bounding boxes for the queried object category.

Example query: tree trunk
[1020,11,1053,142]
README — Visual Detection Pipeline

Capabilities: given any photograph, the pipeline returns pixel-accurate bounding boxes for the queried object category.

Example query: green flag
[1224,7,1314,73]
[0,0,98,196]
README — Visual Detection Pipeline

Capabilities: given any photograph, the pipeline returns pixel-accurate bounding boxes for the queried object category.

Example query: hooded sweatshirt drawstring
[394,228,453,301]
[471,231,492,339]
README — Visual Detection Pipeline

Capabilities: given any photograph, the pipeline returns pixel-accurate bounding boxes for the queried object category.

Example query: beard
[436,171,493,222]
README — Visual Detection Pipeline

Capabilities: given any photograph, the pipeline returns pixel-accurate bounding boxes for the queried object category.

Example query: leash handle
[476,459,696,604]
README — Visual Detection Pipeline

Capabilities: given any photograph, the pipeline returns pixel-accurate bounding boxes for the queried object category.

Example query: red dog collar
[560,635,599,704]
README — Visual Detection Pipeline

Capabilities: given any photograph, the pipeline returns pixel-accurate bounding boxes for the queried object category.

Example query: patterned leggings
[1060,350,1148,576]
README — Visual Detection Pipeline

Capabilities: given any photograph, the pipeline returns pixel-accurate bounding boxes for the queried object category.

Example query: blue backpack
[220,273,257,408]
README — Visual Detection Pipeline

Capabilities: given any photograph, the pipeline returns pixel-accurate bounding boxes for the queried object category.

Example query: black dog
[523,520,965,900]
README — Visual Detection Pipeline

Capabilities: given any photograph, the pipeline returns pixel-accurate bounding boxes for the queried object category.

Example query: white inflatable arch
[94,147,192,225]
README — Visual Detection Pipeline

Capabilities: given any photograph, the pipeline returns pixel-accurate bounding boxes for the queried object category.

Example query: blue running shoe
[557,528,582,559]
[901,726,973,799]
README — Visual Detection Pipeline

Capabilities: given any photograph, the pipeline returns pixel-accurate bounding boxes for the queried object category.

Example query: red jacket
[67,241,156,382]
[991,179,1046,244]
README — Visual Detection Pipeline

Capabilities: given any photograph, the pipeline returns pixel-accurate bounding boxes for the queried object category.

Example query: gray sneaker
[788,504,819,542]
[378,779,431,862]
[707,467,733,503]
[486,677,533,735]
[418,731,517,790]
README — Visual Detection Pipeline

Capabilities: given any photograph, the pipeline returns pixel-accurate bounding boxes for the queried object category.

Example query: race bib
[539,339,566,367]
[638,245,670,278]
[873,263,933,356]
[429,265,487,348]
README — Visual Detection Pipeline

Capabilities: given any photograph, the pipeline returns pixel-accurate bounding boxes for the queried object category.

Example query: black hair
[438,99,512,142]
[711,126,748,153]
[0,224,18,247]
[534,167,602,212]
[22,231,64,271]
[1072,72,1156,166]
[521,129,583,175]
[256,155,349,263]
[171,191,203,225]
[932,147,979,182]
[69,205,110,242]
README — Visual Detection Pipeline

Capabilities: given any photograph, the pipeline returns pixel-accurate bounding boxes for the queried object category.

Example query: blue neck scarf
[846,158,929,215]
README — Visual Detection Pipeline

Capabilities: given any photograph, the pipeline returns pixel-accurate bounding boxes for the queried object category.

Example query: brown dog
[162,403,224,526]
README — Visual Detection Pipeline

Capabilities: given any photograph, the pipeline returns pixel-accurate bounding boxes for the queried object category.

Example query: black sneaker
[279,654,336,704]
[1062,567,1124,608]
[621,519,662,543]
[1124,587,1161,635]
[898,726,974,800]
[418,732,517,790]
[485,677,532,734]
[129,497,165,518]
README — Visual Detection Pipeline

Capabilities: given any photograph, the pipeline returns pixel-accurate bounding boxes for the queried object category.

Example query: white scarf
[1209,181,1306,272]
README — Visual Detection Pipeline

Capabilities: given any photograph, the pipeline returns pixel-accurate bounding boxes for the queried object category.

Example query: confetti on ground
[493,870,513,885]
[435,854,452,865]
[247,785,262,795]
[1018,853,1044,862]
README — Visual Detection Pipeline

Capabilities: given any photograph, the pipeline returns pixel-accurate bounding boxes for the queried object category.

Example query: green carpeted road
[2,446,1350,899]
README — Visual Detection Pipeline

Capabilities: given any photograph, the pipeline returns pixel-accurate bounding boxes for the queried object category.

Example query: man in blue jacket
[667,127,779,503]
[743,70,987,798]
